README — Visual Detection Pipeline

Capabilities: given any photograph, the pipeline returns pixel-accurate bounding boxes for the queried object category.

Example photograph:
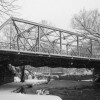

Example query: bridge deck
[0,49,99,68]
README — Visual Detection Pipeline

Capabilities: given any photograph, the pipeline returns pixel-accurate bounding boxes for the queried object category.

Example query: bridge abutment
[0,62,14,85]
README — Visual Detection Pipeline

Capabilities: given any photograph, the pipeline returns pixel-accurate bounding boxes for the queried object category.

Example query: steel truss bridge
[0,17,100,68]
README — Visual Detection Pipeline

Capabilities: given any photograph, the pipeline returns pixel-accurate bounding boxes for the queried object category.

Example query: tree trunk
[20,66,25,82]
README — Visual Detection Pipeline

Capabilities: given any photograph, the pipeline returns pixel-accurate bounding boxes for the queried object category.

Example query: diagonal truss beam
[0,18,11,30]
[12,21,34,51]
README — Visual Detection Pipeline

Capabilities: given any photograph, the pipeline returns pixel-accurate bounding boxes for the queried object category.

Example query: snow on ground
[25,79,47,85]
[14,76,47,85]
[0,94,62,100]
[14,77,20,82]
[81,79,93,81]
[0,82,62,100]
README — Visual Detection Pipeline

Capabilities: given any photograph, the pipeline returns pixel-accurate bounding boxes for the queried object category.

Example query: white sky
[16,0,100,31]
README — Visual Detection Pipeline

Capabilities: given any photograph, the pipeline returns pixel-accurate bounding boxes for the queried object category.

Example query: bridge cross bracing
[0,17,100,59]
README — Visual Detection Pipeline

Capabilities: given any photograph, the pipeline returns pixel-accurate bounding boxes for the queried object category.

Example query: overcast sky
[16,0,100,31]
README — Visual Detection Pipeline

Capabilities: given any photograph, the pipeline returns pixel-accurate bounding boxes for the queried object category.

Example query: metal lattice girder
[0,17,100,58]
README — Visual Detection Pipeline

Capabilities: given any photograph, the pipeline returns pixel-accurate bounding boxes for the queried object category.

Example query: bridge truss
[0,17,100,59]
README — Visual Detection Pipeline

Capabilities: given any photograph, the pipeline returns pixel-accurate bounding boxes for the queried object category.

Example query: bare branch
[71,9,100,38]
[0,0,19,21]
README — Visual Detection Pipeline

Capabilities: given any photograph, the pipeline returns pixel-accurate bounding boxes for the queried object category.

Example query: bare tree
[71,9,100,57]
[71,9,100,38]
[0,0,19,22]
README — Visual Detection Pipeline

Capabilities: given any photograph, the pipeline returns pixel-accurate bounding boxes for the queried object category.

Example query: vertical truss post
[38,26,40,52]
[53,41,55,54]
[66,44,69,55]
[90,39,92,57]
[60,32,62,54]
[10,19,12,49]
[77,36,80,56]
[66,44,68,55]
